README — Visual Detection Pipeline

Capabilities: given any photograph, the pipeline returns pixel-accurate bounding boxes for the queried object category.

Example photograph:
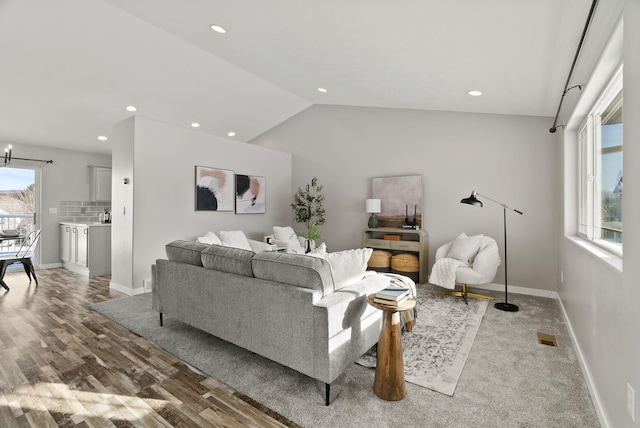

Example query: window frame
[577,66,623,256]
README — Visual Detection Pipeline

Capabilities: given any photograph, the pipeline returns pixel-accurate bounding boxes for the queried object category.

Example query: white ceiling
[0,0,602,155]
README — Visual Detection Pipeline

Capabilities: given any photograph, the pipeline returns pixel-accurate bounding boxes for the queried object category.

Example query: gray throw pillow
[201,244,255,277]
[166,240,208,266]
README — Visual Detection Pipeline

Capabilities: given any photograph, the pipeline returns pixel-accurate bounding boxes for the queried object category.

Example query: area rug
[357,286,488,396]
[89,287,488,427]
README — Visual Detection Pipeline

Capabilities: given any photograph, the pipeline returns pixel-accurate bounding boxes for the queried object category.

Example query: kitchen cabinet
[60,224,87,265]
[60,223,111,277]
[89,165,112,202]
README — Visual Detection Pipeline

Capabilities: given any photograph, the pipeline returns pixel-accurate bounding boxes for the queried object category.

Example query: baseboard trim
[37,263,63,269]
[471,282,559,299]
[557,296,610,428]
[109,281,145,296]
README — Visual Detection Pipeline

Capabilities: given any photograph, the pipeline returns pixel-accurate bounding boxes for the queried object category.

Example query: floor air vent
[537,333,558,347]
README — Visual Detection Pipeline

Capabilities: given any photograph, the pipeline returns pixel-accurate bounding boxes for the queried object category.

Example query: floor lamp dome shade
[460,190,523,312]
[366,199,381,228]
[460,191,483,207]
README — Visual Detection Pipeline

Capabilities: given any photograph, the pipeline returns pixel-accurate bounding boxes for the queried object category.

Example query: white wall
[110,118,134,292]
[252,106,558,293]
[558,5,638,426]
[624,3,640,427]
[0,142,111,266]
[111,116,292,294]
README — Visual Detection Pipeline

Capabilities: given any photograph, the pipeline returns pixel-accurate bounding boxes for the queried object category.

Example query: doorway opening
[0,166,40,267]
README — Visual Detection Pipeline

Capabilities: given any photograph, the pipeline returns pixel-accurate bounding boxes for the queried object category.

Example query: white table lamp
[366,199,381,228]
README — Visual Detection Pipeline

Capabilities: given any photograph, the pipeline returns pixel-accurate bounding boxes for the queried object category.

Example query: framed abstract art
[195,166,234,211]
[235,174,266,214]
[372,174,423,228]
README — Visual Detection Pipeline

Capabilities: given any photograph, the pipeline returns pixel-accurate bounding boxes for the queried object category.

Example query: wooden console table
[367,294,416,401]
[363,227,429,283]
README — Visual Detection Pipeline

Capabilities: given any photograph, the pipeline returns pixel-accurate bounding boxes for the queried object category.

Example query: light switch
[49,207,57,214]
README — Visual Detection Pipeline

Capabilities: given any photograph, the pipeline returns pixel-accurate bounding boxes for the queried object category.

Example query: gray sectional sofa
[151,240,390,405]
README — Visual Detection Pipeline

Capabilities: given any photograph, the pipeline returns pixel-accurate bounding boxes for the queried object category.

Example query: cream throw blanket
[429,258,466,290]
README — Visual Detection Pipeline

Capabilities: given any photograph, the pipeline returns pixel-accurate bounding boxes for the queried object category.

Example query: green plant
[291,176,326,240]
[307,224,322,241]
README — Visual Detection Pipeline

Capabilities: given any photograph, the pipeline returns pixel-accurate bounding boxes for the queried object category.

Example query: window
[578,67,623,254]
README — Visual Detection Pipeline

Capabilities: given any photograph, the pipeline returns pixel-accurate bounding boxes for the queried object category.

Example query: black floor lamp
[460,190,523,312]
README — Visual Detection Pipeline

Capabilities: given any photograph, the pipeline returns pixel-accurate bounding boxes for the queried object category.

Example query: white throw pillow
[306,242,328,258]
[273,226,302,248]
[447,233,484,265]
[219,230,252,251]
[196,231,222,245]
[325,248,373,290]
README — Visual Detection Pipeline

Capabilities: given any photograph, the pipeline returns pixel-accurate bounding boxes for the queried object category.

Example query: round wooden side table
[367,294,416,401]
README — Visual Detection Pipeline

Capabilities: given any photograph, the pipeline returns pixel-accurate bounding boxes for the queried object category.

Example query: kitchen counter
[60,222,111,277]
[60,222,111,227]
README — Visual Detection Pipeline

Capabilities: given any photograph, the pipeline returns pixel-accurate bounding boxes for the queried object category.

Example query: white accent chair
[434,235,501,303]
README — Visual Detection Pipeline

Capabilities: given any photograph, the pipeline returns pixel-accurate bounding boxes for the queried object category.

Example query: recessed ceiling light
[468,90,483,96]
[317,87,327,93]
[97,136,108,141]
[191,122,200,128]
[210,25,227,34]
[227,131,236,137]
[126,105,137,112]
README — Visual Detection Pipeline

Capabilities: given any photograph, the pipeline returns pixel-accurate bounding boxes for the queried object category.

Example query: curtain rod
[549,0,599,133]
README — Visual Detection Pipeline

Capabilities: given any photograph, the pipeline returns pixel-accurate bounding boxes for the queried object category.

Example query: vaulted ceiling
[0,0,615,154]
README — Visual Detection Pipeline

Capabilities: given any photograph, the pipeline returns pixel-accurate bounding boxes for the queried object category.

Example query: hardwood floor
[0,268,297,427]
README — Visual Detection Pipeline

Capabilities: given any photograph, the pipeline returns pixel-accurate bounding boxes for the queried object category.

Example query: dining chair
[0,229,41,291]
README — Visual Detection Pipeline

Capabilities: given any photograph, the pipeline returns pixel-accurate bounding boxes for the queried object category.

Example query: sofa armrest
[248,239,277,252]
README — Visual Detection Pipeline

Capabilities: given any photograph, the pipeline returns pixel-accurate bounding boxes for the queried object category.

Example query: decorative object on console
[195,166,234,211]
[3,144,53,166]
[291,176,326,243]
[235,174,266,214]
[460,190,523,312]
[365,199,381,228]
[372,175,422,228]
[403,204,419,228]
